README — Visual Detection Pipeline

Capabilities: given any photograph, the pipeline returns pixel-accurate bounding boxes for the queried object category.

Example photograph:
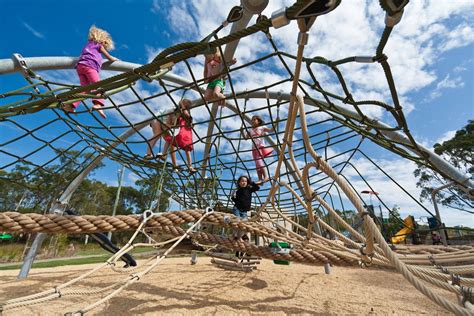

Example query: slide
[90,232,137,267]
[390,215,415,244]
[65,209,137,267]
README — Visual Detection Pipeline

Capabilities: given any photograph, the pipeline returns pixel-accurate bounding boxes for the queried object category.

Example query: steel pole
[108,166,126,241]
[431,182,456,246]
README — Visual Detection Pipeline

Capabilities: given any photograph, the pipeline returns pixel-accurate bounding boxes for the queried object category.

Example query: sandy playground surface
[0,256,455,315]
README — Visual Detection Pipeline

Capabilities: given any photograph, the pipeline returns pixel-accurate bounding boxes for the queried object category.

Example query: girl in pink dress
[145,99,196,173]
[242,115,273,184]
[63,25,118,119]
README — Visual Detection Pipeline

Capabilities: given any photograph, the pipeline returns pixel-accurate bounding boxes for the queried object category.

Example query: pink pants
[72,64,104,108]
[252,146,273,170]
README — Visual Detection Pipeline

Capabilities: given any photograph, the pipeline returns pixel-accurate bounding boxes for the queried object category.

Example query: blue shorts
[232,207,248,220]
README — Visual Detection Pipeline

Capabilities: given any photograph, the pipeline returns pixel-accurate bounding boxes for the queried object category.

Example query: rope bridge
[0,0,473,314]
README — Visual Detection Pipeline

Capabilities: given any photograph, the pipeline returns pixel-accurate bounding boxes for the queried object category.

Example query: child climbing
[62,25,118,119]
[231,176,259,256]
[144,99,197,174]
[242,115,273,184]
[231,175,259,222]
[203,50,236,106]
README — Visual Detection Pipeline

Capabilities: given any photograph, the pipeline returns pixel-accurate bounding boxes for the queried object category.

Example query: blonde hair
[88,25,114,51]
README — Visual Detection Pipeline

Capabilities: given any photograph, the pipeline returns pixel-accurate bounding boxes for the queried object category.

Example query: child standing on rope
[231,175,259,236]
[62,25,118,119]
[203,50,236,106]
[242,115,273,184]
[145,99,197,173]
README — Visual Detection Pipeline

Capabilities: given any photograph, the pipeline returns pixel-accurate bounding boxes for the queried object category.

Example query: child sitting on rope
[203,50,236,106]
[144,99,197,173]
[242,115,273,184]
[62,25,118,119]
[231,175,259,242]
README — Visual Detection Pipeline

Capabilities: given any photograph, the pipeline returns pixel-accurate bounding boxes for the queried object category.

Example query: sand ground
[0,256,454,315]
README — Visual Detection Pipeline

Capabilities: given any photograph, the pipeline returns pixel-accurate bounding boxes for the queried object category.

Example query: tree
[414,120,474,215]
[0,149,105,213]
[384,206,404,238]
[135,171,178,212]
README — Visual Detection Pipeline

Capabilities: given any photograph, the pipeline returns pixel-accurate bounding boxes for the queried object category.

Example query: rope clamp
[141,209,155,223]
[12,53,39,79]
[428,255,436,265]
[131,274,140,281]
[305,191,317,203]
[54,287,62,298]
[354,56,375,63]
[359,244,373,267]
[52,200,69,215]
[133,69,153,82]
[374,54,388,63]
[451,274,461,287]
[204,206,214,215]
[160,62,174,70]
[297,32,309,46]
[271,7,289,29]
[106,261,116,267]
[460,286,473,305]
[343,94,353,104]
[385,10,404,27]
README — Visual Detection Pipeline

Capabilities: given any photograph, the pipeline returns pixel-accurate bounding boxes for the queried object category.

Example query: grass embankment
[0,255,111,270]
[0,245,155,270]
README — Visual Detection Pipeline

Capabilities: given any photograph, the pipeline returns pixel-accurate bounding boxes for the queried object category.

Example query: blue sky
[0,0,473,227]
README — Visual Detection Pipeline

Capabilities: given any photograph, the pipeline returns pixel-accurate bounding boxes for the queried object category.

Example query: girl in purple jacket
[63,26,118,119]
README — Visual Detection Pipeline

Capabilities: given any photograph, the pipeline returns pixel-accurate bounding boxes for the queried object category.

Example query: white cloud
[21,21,45,39]
[125,171,140,186]
[434,130,456,145]
[150,0,160,14]
[167,2,200,39]
[151,0,473,124]
[426,74,465,101]
[441,23,474,51]
[437,74,465,89]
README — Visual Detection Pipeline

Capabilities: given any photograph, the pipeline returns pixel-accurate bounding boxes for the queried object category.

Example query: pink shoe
[92,104,107,119]
[62,103,76,114]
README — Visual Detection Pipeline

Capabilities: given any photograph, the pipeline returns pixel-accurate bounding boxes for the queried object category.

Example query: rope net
[0,1,473,314]
[0,22,455,219]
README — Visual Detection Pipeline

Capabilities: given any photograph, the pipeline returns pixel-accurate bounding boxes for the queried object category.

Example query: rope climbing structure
[0,0,473,314]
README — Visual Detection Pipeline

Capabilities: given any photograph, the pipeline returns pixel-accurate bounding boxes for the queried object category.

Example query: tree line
[0,150,173,216]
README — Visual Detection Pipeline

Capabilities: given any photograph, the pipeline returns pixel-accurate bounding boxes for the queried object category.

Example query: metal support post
[431,182,456,246]
[108,166,126,241]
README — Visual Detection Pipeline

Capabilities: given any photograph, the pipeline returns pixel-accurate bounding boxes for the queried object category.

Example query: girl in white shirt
[242,115,273,184]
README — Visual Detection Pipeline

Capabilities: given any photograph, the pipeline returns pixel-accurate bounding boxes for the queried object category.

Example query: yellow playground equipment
[391,216,416,244]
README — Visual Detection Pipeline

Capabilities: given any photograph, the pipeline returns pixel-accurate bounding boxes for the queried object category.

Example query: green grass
[0,244,159,270]
[0,250,199,271]
[0,255,110,270]
[74,245,152,256]
[0,242,157,264]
